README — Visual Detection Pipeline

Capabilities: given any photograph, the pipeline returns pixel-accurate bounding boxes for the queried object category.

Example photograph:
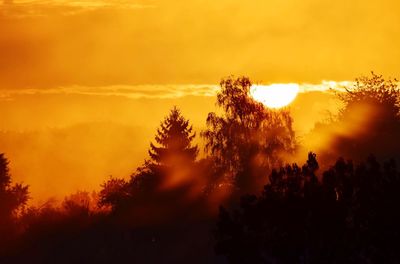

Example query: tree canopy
[0,153,29,239]
[215,153,400,263]
[202,76,296,192]
[339,72,400,118]
[304,72,400,165]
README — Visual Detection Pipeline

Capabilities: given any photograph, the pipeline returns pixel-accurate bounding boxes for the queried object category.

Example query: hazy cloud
[1,0,154,17]
[0,82,347,101]
[0,84,219,99]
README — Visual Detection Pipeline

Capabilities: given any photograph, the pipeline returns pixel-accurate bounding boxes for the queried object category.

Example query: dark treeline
[1,73,400,263]
[215,153,400,263]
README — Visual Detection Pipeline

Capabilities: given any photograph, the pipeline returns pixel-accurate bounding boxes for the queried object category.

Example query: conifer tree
[149,106,198,166]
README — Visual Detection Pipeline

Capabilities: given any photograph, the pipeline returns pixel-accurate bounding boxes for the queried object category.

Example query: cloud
[1,0,154,17]
[298,81,352,93]
[0,84,220,100]
[0,82,348,101]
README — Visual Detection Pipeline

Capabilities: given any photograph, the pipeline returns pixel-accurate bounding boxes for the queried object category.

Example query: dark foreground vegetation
[1,73,400,263]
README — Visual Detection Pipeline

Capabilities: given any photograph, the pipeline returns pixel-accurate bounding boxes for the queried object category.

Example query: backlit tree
[0,153,29,235]
[149,106,198,166]
[202,76,296,192]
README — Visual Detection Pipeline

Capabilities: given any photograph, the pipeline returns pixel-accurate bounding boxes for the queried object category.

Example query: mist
[0,90,338,203]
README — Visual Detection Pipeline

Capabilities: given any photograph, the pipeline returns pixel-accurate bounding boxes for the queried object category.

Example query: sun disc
[250,83,299,108]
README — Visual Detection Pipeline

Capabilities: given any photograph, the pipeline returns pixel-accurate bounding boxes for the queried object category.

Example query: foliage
[304,72,400,165]
[99,107,199,212]
[149,106,198,166]
[62,191,100,216]
[4,74,400,263]
[202,76,296,191]
[215,153,400,263]
[129,161,162,195]
[339,72,400,118]
[98,177,130,210]
[136,107,199,193]
[0,153,29,224]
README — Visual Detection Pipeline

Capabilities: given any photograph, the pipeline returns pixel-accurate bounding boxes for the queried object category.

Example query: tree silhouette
[202,76,296,193]
[305,72,400,165]
[0,154,29,219]
[99,107,199,214]
[339,72,399,117]
[62,191,99,217]
[215,153,400,263]
[98,177,130,210]
[0,153,29,247]
[136,106,199,190]
[350,74,400,157]
[149,106,198,166]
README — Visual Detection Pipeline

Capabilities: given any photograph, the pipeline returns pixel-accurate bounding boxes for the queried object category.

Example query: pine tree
[149,106,198,166]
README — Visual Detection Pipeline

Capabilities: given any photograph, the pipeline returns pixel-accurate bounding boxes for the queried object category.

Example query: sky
[0,0,399,90]
[0,0,398,202]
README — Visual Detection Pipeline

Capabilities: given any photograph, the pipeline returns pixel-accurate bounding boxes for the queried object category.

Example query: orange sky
[0,0,398,202]
[1,0,399,89]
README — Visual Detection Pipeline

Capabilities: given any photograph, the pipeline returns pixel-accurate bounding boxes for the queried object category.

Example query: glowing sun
[250,83,299,108]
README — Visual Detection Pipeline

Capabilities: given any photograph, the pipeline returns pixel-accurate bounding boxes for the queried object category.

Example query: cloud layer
[0,82,350,101]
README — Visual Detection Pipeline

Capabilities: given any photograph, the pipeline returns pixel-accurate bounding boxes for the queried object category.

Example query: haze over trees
[304,72,400,165]
[98,106,204,224]
[0,73,400,263]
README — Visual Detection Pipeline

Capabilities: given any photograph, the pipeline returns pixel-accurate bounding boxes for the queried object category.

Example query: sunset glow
[250,84,300,108]
[1,0,400,262]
